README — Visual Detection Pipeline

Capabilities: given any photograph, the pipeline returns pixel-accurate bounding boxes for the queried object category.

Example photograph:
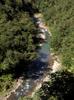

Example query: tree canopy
[0,0,37,93]
[33,0,74,69]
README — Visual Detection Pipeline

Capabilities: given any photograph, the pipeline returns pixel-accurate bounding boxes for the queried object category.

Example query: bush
[38,71,74,100]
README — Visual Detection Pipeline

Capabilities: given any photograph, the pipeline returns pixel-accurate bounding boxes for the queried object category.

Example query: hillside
[0,0,37,95]
[34,0,74,70]
[0,0,74,100]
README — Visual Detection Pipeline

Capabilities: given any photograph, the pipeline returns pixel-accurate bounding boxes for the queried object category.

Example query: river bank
[1,13,62,100]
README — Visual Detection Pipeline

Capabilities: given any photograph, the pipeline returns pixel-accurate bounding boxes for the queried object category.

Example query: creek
[7,14,50,100]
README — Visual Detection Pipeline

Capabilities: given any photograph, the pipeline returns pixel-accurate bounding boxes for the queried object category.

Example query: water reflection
[7,52,49,100]
[7,15,50,100]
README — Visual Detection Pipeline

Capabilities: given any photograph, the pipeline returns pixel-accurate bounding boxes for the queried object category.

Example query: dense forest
[0,0,38,94]
[0,0,74,99]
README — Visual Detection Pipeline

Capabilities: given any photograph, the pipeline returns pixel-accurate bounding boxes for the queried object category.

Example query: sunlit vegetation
[33,0,74,70]
[19,96,32,100]
[0,0,74,99]
[0,0,37,94]
[32,0,74,100]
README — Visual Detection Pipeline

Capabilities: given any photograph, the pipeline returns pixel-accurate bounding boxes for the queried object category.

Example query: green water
[39,31,50,54]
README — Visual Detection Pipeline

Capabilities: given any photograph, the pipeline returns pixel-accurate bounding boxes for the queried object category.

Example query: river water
[7,15,50,100]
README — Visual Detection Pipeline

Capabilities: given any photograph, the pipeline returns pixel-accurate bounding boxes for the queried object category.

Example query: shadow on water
[4,1,51,100]
[6,56,50,100]
[25,59,48,80]
[0,54,49,79]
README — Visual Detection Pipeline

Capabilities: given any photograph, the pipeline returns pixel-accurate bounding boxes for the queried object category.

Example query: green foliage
[0,0,37,93]
[33,92,41,100]
[19,96,32,100]
[34,0,74,68]
[0,74,13,92]
[0,13,36,69]
[0,2,37,69]
[35,71,74,100]
[33,1,74,99]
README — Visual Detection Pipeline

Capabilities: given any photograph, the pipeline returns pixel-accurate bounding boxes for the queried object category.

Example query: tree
[0,0,37,93]
[38,71,74,100]
[33,0,74,69]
